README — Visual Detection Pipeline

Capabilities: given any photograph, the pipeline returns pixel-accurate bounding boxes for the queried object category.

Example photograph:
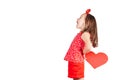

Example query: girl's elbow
[84,47,91,53]
[86,45,91,50]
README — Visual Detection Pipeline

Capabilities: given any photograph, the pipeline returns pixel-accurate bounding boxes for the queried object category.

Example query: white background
[0,0,120,80]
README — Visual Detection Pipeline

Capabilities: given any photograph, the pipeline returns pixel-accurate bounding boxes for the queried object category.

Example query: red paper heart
[85,51,108,69]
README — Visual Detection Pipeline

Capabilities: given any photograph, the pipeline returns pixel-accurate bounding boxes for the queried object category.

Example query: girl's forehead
[81,13,86,17]
[79,13,86,18]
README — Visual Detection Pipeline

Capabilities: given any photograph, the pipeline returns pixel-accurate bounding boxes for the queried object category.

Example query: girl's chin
[76,25,79,28]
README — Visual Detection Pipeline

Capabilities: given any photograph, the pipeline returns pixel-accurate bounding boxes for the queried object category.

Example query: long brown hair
[82,14,98,47]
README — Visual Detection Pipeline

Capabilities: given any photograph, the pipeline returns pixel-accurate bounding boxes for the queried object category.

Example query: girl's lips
[76,20,78,24]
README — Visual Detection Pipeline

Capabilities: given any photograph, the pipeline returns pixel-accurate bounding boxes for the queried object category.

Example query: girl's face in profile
[76,13,86,31]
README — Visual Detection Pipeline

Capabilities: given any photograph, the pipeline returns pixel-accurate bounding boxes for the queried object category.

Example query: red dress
[64,32,85,78]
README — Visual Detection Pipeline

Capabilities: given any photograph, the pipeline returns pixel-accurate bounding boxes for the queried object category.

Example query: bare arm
[81,32,92,54]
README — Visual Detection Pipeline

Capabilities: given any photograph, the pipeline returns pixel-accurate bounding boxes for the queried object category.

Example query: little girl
[64,9,98,80]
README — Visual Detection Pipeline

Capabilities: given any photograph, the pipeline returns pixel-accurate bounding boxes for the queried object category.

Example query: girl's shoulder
[81,32,90,41]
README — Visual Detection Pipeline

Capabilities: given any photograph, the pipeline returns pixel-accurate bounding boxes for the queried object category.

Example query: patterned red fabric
[64,32,85,63]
